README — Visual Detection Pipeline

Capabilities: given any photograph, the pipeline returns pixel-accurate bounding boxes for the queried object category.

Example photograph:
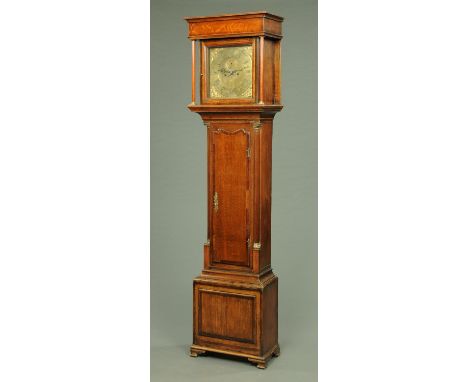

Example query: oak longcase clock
[185,12,283,369]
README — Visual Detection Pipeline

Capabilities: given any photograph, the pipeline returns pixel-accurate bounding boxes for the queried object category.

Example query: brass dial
[208,45,253,99]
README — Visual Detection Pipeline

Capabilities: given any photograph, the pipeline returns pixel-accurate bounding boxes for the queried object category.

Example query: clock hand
[226,68,242,76]
[219,68,232,76]
[219,67,242,77]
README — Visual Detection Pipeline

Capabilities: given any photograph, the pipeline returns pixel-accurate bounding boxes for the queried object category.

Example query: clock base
[191,274,278,368]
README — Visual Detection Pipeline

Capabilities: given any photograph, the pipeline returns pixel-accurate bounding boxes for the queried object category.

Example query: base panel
[192,273,278,368]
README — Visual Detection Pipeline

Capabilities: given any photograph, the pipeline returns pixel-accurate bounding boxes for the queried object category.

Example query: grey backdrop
[151,1,317,381]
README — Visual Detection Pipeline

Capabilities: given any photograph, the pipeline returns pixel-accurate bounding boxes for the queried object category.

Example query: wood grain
[186,12,283,40]
[212,128,249,267]
[199,289,255,343]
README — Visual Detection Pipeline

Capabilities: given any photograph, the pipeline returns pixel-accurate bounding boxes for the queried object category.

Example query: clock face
[208,45,253,99]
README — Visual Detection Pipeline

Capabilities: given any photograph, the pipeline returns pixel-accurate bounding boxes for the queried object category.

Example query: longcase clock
[185,12,283,369]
